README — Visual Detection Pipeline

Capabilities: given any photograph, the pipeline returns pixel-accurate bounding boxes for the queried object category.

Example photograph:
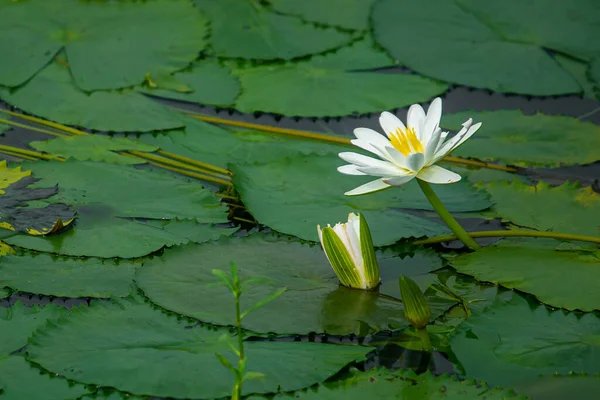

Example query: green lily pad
[30,135,159,165]
[140,59,241,107]
[248,368,526,399]
[231,153,491,244]
[555,54,598,99]
[372,0,584,95]
[269,0,376,30]
[233,64,448,117]
[1,301,66,355]
[0,355,90,400]
[0,0,207,90]
[0,301,89,400]
[0,62,183,133]
[139,118,350,170]
[136,234,455,335]
[0,287,9,299]
[194,0,352,60]
[304,36,395,70]
[482,180,600,237]
[449,292,600,388]
[589,58,600,91]
[27,298,372,399]
[0,252,137,298]
[5,160,233,258]
[514,373,600,400]
[448,238,600,312]
[442,111,600,167]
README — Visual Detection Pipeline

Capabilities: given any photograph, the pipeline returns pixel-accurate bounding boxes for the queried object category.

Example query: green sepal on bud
[317,213,380,290]
[399,275,431,329]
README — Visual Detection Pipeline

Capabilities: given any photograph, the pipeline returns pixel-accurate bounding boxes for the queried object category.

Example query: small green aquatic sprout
[212,262,286,400]
[399,275,433,352]
[317,212,380,290]
[399,276,431,329]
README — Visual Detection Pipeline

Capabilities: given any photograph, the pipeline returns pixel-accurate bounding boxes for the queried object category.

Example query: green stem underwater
[414,230,600,246]
[417,179,481,251]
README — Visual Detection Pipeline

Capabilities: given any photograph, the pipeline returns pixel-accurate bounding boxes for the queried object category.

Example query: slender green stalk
[414,230,600,245]
[415,327,432,352]
[417,179,481,250]
[233,288,243,400]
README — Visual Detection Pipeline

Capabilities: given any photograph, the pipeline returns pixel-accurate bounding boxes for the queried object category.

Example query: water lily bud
[317,212,380,290]
[399,275,431,329]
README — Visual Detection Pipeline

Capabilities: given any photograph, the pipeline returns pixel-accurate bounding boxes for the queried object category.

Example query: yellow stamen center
[389,126,424,156]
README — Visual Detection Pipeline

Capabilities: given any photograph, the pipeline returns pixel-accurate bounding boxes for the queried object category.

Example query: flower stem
[414,230,600,245]
[415,327,432,352]
[417,179,481,251]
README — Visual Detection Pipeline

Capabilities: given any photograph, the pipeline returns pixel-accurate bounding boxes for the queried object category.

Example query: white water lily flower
[338,97,482,196]
[317,212,380,290]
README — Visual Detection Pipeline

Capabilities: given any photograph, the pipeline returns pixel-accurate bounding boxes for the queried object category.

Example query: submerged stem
[233,290,244,400]
[414,230,600,245]
[417,179,481,250]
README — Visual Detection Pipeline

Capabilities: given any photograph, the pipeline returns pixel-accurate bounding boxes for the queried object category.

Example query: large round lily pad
[27,298,372,399]
[136,234,454,335]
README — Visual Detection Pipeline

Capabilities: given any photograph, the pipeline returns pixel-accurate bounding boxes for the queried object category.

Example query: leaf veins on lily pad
[0,162,75,236]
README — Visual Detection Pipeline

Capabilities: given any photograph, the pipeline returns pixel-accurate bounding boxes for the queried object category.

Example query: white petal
[383,146,408,169]
[382,174,415,186]
[350,139,387,160]
[406,152,425,172]
[353,127,392,149]
[379,111,406,139]
[344,178,391,196]
[435,131,449,154]
[344,214,363,269]
[407,104,426,139]
[357,163,404,177]
[422,97,442,145]
[417,165,462,184]
[338,164,367,175]
[451,122,482,150]
[432,119,480,163]
[338,152,389,168]
[424,128,442,164]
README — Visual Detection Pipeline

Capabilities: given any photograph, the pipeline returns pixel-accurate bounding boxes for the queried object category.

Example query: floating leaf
[0,355,90,400]
[555,54,598,99]
[0,287,8,299]
[0,302,89,399]
[231,154,491,244]
[28,298,372,399]
[589,58,600,91]
[194,0,352,60]
[136,234,454,335]
[248,368,525,399]
[514,373,600,400]
[0,252,137,298]
[449,292,600,388]
[0,0,207,90]
[482,180,600,237]
[303,36,395,71]
[269,0,376,30]
[0,301,66,355]
[30,135,159,165]
[442,111,600,167]
[4,161,232,258]
[234,64,447,117]
[372,0,584,95]
[139,118,350,170]
[0,170,75,236]
[140,59,241,107]
[449,238,600,311]
[0,62,184,132]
